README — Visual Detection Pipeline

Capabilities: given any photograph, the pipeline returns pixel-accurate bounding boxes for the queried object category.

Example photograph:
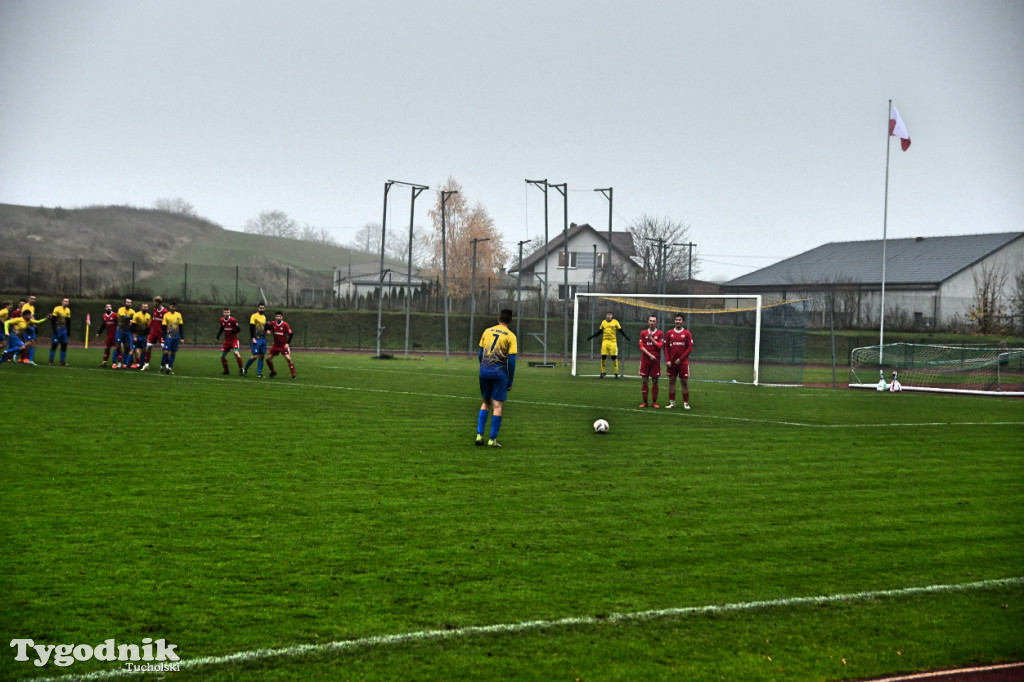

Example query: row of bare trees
[154,187,702,306]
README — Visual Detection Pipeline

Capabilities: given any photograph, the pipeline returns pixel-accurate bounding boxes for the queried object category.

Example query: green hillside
[0,202,382,268]
[0,203,405,304]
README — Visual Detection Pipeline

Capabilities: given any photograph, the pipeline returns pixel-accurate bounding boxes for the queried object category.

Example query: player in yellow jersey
[586,311,630,378]
[130,303,152,368]
[48,297,72,365]
[2,309,50,364]
[0,300,12,358]
[114,298,135,368]
[19,295,39,364]
[159,301,184,374]
[243,303,269,378]
[475,309,517,448]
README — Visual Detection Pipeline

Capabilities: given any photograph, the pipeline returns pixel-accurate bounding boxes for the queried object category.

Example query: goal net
[571,294,810,385]
[850,343,1024,395]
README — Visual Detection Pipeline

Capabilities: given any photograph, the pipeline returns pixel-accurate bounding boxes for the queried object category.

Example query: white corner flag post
[889,370,902,392]
[880,99,911,369]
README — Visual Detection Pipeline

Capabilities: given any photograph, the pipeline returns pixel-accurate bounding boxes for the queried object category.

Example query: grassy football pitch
[1,350,1022,681]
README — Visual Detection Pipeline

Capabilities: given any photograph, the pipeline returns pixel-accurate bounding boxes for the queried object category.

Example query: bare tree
[427,177,508,299]
[245,210,299,239]
[298,224,337,246]
[967,263,1009,334]
[627,215,699,289]
[349,222,382,253]
[347,221,429,265]
[152,197,197,217]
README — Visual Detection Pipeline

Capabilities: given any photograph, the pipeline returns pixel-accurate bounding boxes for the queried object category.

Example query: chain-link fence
[0,255,613,319]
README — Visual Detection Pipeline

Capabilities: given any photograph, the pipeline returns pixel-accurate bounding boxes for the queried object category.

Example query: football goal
[850,343,1024,395]
[571,294,810,385]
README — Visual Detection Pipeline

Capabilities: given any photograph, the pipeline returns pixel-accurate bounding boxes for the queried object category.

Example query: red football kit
[101,311,118,346]
[219,316,241,351]
[147,307,167,345]
[665,327,693,379]
[638,328,664,378]
[268,320,292,352]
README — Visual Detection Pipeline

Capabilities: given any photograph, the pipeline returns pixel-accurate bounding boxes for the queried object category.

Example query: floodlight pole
[679,242,696,294]
[526,179,549,363]
[549,182,568,366]
[643,236,666,325]
[376,181,394,357]
[440,190,459,361]
[468,237,491,355]
[516,239,529,341]
[404,183,429,359]
[377,179,427,358]
[594,188,613,290]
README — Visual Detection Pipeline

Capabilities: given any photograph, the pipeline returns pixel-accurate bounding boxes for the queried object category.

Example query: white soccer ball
[593,419,610,434]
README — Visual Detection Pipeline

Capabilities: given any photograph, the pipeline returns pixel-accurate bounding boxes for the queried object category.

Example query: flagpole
[880,98,892,367]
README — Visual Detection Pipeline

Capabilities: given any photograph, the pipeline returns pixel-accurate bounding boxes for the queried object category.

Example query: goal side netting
[571,294,810,385]
[850,343,1024,395]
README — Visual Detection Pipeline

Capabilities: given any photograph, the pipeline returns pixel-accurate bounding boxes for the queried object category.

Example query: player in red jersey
[638,314,664,408]
[216,308,244,375]
[141,296,168,371]
[266,311,296,379]
[94,303,119,366]
[664,313,694,410]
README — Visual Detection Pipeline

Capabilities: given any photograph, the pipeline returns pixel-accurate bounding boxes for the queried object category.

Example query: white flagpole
[880,99,893,367]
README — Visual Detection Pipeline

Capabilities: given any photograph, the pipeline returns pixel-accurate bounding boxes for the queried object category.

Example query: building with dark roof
[508,223,643,301]
[722,232,1023,330]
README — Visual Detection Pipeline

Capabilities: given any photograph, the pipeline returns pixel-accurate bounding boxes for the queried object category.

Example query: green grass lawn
[1,349,1022,681]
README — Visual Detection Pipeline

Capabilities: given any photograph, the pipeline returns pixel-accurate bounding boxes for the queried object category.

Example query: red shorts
[147,332,163,347]
[268,345,289,357]
[666,359,689,379]
[105,332,117,347]
[639,357,661,378]
[221,338,239,352]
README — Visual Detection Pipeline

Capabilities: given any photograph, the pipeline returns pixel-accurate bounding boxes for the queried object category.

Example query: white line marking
[22,577,1024,682]
[118,370,1024,429]
[868,661,1024,681]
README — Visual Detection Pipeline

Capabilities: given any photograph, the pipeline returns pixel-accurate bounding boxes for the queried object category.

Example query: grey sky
[2,0,1022,281]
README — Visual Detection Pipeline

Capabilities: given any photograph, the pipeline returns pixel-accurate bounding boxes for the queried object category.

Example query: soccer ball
[593,419,610,434]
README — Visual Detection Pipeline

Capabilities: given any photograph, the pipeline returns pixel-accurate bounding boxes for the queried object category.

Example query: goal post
[850,343,1024,396]
[571,293,810,386]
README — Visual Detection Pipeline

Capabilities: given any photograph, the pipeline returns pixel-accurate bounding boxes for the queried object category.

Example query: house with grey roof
[508,223,643,301]
[332,261,432,302]
[721,232,1023,330]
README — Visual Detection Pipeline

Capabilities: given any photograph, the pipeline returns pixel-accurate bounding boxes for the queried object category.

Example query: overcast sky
[2,0,1022,281]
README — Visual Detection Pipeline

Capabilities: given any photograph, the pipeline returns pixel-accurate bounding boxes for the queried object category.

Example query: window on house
[558,284,579,300]
[558,252,578,269]
[595,252,607,269]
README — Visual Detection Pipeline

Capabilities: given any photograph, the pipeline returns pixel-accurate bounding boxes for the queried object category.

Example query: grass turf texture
[1,351,1022,681]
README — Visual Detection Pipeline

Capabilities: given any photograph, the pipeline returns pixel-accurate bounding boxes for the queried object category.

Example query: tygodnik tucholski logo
[10,638,181,671]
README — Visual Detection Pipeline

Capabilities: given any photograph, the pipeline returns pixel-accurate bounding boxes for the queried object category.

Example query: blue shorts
[163,337,180,353]
[116,330,133,346]
[52,329,69,345]
[251,339,267,355]
[4,334,25,353]
[24,327,37,341]
[134,334,147,349]
[479,372,510,403]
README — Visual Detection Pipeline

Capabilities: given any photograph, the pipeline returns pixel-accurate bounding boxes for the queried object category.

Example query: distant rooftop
[724,232,1023,287]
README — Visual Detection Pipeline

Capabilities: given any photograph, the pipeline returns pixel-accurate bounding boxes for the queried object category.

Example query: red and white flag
[889,103,911,151]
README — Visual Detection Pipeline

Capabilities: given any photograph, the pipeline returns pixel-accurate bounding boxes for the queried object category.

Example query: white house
[332,261,432,300]
[721,232,1024,330]
[508,223,642,300]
